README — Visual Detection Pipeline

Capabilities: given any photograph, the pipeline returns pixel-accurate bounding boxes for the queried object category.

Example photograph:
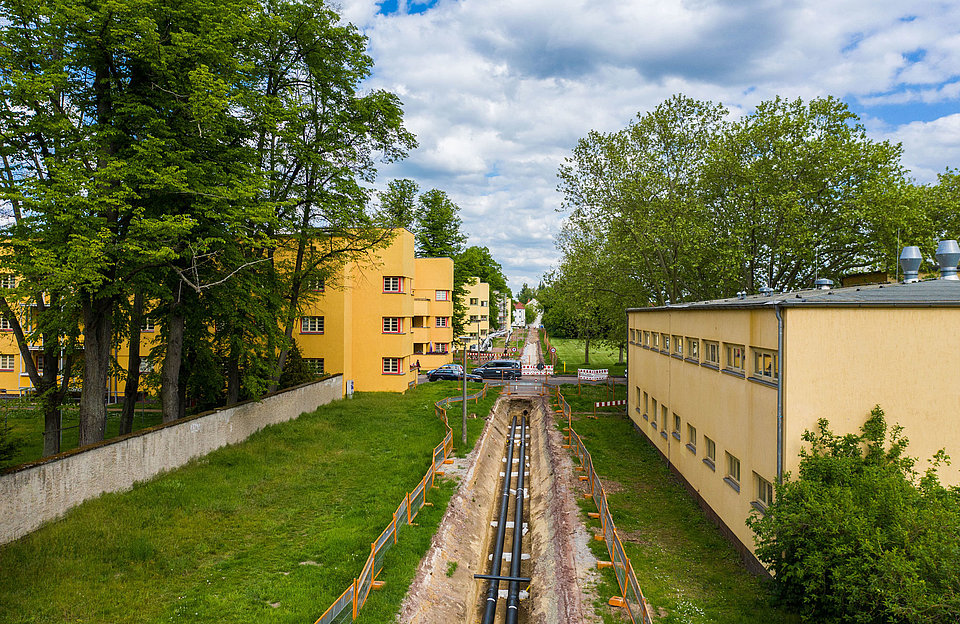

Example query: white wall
[0,375,343,545]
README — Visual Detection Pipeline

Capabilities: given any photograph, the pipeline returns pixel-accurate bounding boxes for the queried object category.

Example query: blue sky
[338,0,960,293]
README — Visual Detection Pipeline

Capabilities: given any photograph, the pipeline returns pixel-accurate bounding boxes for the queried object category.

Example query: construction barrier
[578,368,609,381]
[556,387,654,624]
[593,399,627,418]
[521,364,554,375]
[312,384,489,624]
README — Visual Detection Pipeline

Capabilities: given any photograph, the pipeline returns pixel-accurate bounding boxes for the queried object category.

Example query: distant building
[627,269,960,571]
[460,277,490,344]
[512,302,526,328]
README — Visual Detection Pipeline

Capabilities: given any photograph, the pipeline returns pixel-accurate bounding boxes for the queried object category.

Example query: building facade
[512,302,526,328]
[461,277,490,342]
[626,279,960,569]
[411,257,455,372]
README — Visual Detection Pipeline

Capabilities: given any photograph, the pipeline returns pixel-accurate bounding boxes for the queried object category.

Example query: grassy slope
[550,337,626,376]
[555,385,799,624]
[0,382,496,624]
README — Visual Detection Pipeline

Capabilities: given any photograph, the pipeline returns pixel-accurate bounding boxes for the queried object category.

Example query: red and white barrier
[594,400,626,408]
[521,365,554,375]
[578,368,608,381]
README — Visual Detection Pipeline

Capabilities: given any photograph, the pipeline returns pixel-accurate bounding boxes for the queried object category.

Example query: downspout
[775,303,784,482]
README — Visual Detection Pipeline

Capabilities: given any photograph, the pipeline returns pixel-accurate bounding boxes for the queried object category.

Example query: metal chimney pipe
[899,246,922,283]
[814,278,833,290]
[936,240,960,280]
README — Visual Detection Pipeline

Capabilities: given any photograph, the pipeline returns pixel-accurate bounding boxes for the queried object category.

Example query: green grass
[555,382,626,415]
[0,383,499,624]
[0,400,164,471]
[549,337,626,376]
[556,385,799,624]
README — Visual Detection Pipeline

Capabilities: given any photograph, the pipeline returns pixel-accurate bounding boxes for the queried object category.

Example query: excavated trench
[399,391,600,623]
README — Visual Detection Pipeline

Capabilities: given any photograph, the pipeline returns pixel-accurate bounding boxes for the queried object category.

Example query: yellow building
[627,277,960,571]
[411,257,455,372]
[294,228,455,393]
[461,277,490,342]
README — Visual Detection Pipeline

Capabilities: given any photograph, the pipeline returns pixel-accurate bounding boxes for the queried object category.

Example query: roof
[627,279,960,313]
[514,302,525,309]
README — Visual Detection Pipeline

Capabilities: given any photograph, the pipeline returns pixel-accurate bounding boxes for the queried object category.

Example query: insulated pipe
[506,413,528,624]
[482,415,518,624]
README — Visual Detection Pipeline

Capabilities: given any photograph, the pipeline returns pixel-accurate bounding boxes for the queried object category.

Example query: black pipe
[506,413,527,624]
[481,415,518,624]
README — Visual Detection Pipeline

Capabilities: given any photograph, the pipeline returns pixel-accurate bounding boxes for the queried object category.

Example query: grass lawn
[0,382,498,624]
[555,385,799,624]
[549,337,626,376]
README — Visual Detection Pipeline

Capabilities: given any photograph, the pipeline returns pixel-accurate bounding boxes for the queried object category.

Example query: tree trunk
[161,308,184,423]
[584,336,591,365]
[41,394,61,457]
[120,292,144,435]
[79,296,112,447]
[618,344,624,364]
[226,350,240,405]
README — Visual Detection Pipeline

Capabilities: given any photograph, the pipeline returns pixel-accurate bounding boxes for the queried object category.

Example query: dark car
[427,364,483,383]
[472,359,522,380]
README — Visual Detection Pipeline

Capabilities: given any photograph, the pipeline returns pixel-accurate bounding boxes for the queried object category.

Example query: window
[434,343,448,353]
[704,341,720,365]
[304,358,325,375]
[672,413,681,440]
[382,357,401,374]
[383,276,403,293]
[33,355,44,375]
[0,275,15,289]
[436,317,449,328]
[686,338,699,360]
[755,474,774,508]
[305,276,325,291]
[0,354,13,371]
[704,436,716,469]
[470,315,479,322]
[436,290,449,301]
[481,300,488,307]
[687,424,697,453]
[481,315,487,321]
[672,335,682,356]
[661,405,668,434]
[383,317,401,333]
[630,329,636,343]
[141,317,155,332]
[0,316,11,331]
[469,297,479,305]
[651,332,659,349]
[725,452,741,491]
[661,333,670,352]
[301,316,324,333]
[139,358,153,373]
[725,343,745,372]
[651,398,658,427]
[643,331,650,347]
[752,348,779,380]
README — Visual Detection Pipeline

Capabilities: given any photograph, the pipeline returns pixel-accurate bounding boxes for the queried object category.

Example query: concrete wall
[0,375,343,545]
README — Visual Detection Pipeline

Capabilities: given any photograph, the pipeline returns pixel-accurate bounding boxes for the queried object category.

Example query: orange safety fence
[312,384,490,624]
[556,387,654,624]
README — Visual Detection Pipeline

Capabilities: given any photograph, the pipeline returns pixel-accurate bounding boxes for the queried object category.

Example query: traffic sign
[550,347,556,353]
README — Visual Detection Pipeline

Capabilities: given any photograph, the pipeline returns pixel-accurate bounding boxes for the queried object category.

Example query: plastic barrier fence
[521,364,554,375]
[578,368,609,381]
[312,384,489,624]
[556,387,654,624]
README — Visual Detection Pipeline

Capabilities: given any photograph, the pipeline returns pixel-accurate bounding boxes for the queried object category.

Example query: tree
[379,179,419,229]
[749,407,960,623]
[516,283,536,304]
[415,189,466,258]
[278,342,315,389]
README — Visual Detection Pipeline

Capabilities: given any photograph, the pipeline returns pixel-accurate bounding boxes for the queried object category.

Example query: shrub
[749,407,960,623]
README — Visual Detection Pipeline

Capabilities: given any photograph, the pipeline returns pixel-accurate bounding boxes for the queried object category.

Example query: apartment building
[295,228,454,393]
[627,271,960,570]
[461,277,490,343]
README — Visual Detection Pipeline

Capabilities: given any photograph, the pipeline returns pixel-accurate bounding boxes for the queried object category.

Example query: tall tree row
[0,0,413,454]
[548,94,953,332]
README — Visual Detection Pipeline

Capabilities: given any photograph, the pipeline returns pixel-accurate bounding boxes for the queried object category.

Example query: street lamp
[460,335,472,445]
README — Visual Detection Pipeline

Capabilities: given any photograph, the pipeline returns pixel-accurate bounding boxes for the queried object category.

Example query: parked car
[472,359,522,380]
[427,365,483,383]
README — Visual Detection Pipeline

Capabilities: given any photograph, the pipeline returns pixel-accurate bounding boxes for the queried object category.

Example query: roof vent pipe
[899,246,922,283]
[736,291,746,300]
[759,287,774,297]
[936,240,960,280]
[814,278,833,290]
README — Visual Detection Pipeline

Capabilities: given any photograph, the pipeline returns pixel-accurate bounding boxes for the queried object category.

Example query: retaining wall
[0,375,343,545]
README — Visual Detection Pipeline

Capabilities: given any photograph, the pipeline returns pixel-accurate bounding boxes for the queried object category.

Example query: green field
[547,337,626,376]
[556,385,799,624]
[0,382,495,624]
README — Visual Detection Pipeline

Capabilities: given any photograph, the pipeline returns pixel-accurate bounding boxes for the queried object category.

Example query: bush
[749,407,960,623]
[278,343,315,389]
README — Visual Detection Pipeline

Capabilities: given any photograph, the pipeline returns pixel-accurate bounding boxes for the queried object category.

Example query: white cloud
[339,0,960,289]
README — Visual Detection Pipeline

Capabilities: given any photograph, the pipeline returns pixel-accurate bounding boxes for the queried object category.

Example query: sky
[336,0,960,294]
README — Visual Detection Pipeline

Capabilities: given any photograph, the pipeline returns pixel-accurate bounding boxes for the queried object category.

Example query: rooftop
[627,279,960,312]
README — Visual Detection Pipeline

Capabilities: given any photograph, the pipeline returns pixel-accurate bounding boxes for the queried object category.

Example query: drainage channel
[476,406,531,623]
